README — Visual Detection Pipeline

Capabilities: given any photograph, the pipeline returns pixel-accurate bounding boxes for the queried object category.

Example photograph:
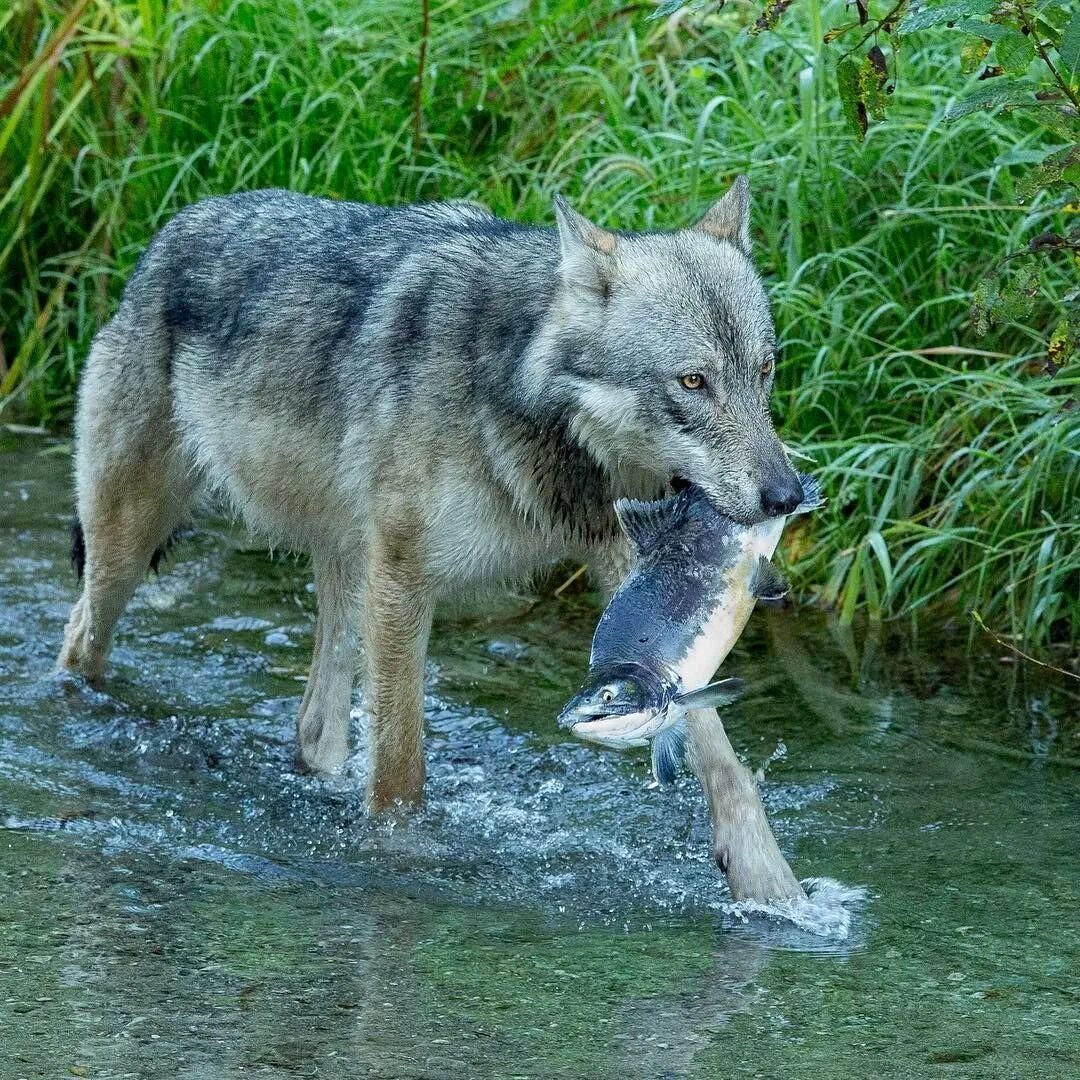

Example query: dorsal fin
[751,556,789,601]
[614,495,675,554]
[614,486,708,554]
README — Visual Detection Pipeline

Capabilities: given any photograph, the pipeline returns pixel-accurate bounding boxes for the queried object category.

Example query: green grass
[1,0,1077,649]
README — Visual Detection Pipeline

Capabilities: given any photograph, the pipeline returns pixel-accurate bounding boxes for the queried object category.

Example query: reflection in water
[2,434,1078,1078]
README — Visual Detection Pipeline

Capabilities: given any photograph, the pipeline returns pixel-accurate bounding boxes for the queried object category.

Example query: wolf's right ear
[691,175,752,254]
[553,195,617,298]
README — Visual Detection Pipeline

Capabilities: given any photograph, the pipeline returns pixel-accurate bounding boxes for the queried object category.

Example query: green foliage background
[1,0,1077,649]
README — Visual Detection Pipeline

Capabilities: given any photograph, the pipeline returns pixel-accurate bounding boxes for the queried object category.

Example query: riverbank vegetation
[1,0,1076,650]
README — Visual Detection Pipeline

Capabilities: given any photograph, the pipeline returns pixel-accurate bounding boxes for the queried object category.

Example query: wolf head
[531,177,802,525]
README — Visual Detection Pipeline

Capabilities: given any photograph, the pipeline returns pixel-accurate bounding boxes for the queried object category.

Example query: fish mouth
[568,709,669,748]
[556,696,637,733]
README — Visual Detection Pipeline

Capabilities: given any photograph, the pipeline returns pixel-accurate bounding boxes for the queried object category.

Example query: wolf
[57,177,804,811]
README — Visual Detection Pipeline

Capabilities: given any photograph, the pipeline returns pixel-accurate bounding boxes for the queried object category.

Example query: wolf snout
[759,472,804,517]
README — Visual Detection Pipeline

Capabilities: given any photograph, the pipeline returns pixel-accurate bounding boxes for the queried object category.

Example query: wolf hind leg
[58,324,194,681]
[297,550,364,775]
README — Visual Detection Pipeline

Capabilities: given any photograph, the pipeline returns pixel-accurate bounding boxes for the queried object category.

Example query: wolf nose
[760,476,804,517]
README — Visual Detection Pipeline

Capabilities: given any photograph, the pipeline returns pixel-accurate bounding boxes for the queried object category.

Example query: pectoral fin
[750,556,789,601]
[671,676,745,710]
[651,721,688,784]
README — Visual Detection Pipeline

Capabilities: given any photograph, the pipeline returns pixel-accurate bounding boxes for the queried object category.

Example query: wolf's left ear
[691,175,751,254]
[553,195,617,297]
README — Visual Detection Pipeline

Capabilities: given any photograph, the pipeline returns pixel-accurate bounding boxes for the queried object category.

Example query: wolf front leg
[685,707,805,903]
[363,527,436,812]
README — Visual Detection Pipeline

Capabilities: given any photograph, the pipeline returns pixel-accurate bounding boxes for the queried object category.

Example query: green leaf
[995,30,1036,73]
[859,55,889,121]
[898,1,997,34]
[998,262,1040,322]
[1060,10,1080,77]
[995,144,1068,166]
[647,0,690,21]
[954,20,1013,42]
[944,81,1037,119]
[960,36,990,75]
[971,272,1000,337]
[1016,143,1080,197]
[837,58,867,139]
[1031,103,1080,141]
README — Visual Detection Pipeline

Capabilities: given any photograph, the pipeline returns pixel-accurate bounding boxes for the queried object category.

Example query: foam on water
[721,877,868,944]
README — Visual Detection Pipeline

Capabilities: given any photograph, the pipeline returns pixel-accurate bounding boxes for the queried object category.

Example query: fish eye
[680,373,705,391]
[600,687,615,703]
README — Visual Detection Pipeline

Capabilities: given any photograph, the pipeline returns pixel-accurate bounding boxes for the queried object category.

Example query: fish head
[557,664,673,748]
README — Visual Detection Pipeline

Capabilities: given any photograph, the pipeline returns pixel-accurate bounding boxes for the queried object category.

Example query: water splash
[721,877,868,944]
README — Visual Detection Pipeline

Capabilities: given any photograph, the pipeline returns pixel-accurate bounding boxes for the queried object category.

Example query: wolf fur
[58,179,803,810]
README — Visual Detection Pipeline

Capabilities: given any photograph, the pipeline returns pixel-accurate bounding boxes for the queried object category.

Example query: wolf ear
[691,175,751,254]
[553,195,617,297]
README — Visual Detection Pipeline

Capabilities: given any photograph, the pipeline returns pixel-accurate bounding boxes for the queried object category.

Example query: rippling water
[2,432,1078,1078]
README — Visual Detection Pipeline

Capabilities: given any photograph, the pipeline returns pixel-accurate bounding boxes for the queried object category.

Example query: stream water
[1,432,1077,1078]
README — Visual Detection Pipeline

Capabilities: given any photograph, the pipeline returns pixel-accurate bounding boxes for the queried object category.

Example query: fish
[558,473,823,782]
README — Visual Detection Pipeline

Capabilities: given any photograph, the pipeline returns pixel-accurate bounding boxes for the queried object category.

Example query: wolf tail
[793,472,825,515]
[71,519,87,581]
[70,516,186,582]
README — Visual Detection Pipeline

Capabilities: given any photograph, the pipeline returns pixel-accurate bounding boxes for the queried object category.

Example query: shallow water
[1,433,1078,1079]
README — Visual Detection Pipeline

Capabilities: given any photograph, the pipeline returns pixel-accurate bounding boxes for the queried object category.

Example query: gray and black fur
[57,180,805,809]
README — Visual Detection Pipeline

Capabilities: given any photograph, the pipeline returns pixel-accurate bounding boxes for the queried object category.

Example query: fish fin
[792,472,825,515]
[615,486,717,553]
[672,677,746,710]
[652,721,688,784]
[613,496,674,554]
[751,556,789,601]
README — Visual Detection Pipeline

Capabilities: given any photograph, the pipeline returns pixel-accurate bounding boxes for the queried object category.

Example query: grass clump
[1,0,1076,647]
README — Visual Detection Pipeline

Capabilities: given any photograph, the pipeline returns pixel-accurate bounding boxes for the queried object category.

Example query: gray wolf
[57,178,804,811]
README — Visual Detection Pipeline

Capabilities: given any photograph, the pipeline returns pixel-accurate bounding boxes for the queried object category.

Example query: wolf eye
[761,357,774,378]
[680,373,705,391]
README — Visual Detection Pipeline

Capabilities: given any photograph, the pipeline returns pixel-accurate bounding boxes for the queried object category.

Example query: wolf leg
[363,528,435,812]
[58,327,192,681]
[685,707,805,902]
[297,551,363,775]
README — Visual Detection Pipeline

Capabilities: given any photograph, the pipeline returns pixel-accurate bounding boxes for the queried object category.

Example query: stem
[1016,0,1080,112]
[412,0,430,164]
[838,0,906,63]
[971,609,1080,681]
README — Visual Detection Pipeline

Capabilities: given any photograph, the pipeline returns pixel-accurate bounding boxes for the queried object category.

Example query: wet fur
[57,183,800,810]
